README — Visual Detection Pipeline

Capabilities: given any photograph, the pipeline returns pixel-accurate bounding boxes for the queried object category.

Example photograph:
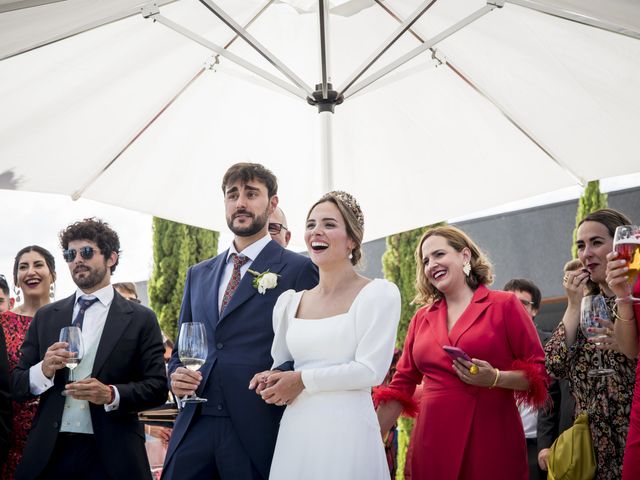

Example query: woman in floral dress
[1,245,56,479]
[545,209,636,479]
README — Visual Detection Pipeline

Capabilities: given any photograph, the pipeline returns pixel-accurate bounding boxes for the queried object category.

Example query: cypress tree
[149,217,218,340]
[382,222,444,480]
[572,180,607,258]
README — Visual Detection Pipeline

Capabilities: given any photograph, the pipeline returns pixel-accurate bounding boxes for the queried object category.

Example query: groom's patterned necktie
[73,296,99,330]
[220,253,250,314]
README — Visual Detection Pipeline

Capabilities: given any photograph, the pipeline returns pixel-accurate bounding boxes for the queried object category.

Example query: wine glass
[580,295,615,377]
[613,225,640,302]
[178,322,208,407]
[59,326,84,382]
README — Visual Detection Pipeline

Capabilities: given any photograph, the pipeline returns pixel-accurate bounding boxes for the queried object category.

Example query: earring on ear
[49,283,55,300]
[348,252,353,260]
[14,286,21,303]
[462,262,471,277]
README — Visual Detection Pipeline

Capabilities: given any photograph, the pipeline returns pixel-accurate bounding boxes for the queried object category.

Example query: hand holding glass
[59,326,84,382]
[178,322,208,407]
[613,225,640,302]
[580,295,615,378]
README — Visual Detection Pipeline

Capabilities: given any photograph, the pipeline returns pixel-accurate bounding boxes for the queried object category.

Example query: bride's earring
[49,283,55,300]
[14,286,21,303]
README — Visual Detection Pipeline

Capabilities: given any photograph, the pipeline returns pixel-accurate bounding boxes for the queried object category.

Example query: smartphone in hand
[443,345,472,363]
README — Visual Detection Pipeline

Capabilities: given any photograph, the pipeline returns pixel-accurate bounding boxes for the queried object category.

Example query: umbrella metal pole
[320,111,334,193]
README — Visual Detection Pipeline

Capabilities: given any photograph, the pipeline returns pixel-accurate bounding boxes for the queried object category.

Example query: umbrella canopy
[1,0,639,245]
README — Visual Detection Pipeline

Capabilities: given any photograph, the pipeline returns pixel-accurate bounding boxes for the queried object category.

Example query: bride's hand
[248,370,279,394]
[260,371,304,406]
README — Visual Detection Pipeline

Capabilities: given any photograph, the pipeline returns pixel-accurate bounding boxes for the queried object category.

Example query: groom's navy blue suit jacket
[164,240,318,478]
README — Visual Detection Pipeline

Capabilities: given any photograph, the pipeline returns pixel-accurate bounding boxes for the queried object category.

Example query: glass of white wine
[178,322,208,407]
[59,326,84,382]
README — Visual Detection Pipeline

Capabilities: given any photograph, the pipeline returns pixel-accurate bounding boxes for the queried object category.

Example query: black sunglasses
[268,223,288,234]
[63,246,98,263]
[0,274,7,287]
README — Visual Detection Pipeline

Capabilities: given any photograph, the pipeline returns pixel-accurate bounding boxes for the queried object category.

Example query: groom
[162,163,318,480]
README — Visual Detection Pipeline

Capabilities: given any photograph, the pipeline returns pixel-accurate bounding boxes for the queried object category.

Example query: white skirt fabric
[269,390,390,480]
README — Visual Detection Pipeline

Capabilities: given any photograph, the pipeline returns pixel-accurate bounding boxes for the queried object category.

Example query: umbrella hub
[307,84,344,113]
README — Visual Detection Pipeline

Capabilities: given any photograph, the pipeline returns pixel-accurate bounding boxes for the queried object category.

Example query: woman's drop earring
[462,262,471,277]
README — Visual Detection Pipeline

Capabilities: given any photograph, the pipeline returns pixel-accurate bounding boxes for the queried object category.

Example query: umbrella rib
[319,0,330,99]
[0,0,65,14]
[373,1,586,187]
[0,0,178,62]
[505,0,640,40]
[152,13,307,99]
[342,3,497,99]
[198,0,313,96]
[337,0,439,99]
[71,67,207,201]
[71,1,278,202]
[446,63,585,186]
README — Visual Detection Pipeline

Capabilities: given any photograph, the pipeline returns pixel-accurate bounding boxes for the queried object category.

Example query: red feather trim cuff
[373,386,419,418]
[511,359,549,409]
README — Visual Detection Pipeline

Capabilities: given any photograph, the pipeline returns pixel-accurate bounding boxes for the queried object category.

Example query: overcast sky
[2,172,639,301]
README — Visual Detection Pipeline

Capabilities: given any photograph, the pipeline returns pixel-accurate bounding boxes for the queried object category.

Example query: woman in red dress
[1,245,56,479]
[376,226,548,480]
[606,221,640,480]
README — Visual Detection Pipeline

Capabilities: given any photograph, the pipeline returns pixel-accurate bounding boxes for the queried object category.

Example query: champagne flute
[178,322,208,407]
[580,295,615,377]
[59,326,84,382]
[613,225,640,302]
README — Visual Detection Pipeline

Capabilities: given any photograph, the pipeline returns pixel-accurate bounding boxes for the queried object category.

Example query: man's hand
[249,370,279,395]
[259,371,304,406]
[538,448,550,471]
[42,342,72,379]
[147,426,172,447]
[170,367,202,397]
[64,378,112,405]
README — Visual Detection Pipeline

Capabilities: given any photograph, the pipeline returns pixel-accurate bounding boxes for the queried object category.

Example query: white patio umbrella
[0,0,639,244]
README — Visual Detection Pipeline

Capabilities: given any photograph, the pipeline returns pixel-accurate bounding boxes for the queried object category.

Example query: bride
[250,190,400,479]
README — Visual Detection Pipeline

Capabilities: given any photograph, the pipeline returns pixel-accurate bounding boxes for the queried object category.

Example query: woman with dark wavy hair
[546,208,637,479]
[1,245,56,479]
[376,226,547,479]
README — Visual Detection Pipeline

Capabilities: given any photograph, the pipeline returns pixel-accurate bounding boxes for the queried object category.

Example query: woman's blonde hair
[414,226,494,305]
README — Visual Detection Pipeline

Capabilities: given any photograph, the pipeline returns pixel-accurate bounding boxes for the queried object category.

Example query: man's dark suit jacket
[164,240,318,479]
[537,377,576,452]
[0,327,11,468]
[12,289,168,480]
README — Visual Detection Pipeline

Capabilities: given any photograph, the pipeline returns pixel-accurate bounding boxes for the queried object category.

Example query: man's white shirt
[29,284,121,411]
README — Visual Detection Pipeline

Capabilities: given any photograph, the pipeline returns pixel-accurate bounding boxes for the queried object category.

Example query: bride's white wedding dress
[268,279,401,480]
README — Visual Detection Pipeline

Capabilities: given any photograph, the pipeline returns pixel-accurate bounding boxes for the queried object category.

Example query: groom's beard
[227,206,269,237]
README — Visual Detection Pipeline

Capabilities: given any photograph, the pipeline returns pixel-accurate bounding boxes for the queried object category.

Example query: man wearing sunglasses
[268,207,291,248]
[163,163,318,480]
[12,218,168,480]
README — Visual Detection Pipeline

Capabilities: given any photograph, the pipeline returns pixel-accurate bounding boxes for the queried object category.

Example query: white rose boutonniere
[248,269,280,294]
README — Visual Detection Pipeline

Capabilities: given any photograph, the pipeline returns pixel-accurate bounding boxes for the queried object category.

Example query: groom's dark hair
[222,163,278,198]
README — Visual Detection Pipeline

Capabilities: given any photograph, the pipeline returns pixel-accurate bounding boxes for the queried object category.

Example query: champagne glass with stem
[178,322,208,407]
[59,326,84,382]
[613,225,640,303]
[580,295,615,377]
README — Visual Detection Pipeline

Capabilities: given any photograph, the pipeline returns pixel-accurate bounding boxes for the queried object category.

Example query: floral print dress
[545,302,636,480]
[1,311,38,480]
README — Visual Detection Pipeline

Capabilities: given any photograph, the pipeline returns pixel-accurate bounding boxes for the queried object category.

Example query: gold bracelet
[489,368,500,389]
[613,306,635,323]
